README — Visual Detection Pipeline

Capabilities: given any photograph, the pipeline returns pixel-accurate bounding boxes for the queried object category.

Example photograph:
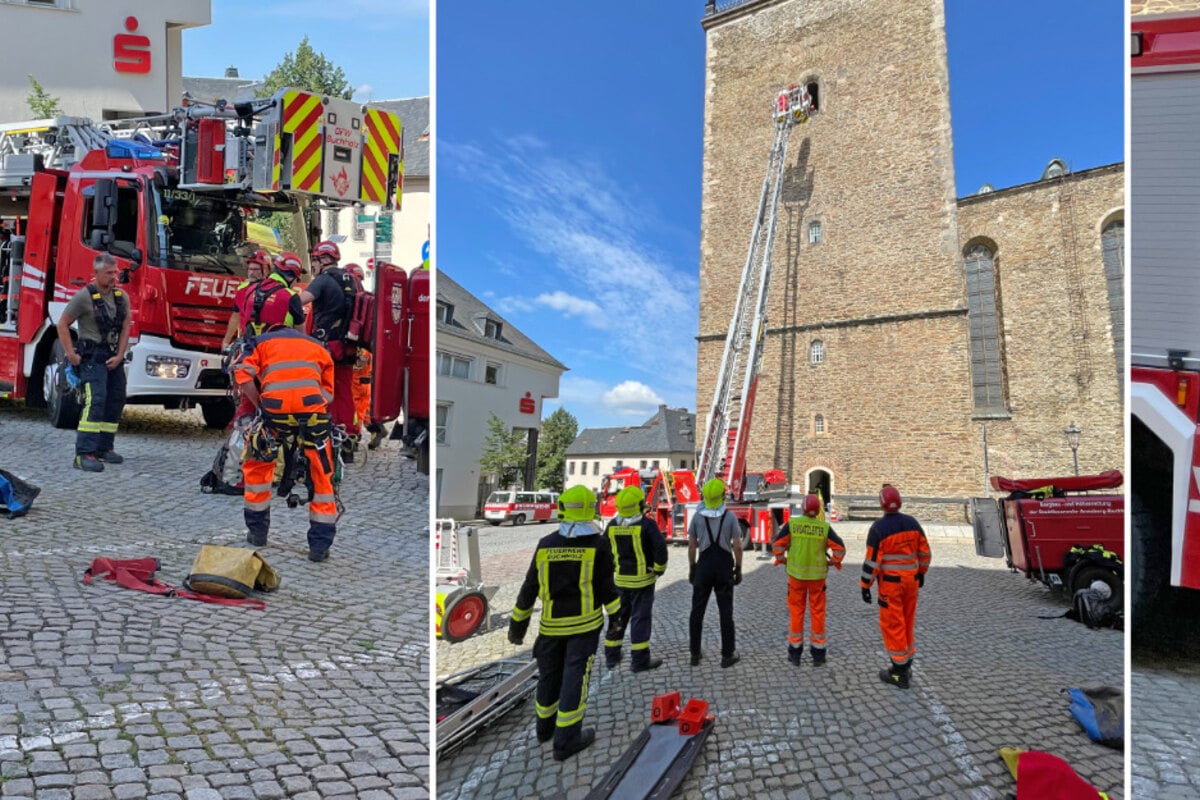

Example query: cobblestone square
[0,402,429,800]
[436,521,1124,799]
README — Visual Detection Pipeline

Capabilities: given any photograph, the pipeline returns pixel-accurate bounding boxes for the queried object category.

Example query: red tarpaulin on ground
[990,471,1123,493]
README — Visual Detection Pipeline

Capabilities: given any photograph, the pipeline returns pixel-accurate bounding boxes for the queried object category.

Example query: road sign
[376,214,393,240]
[356,214,376,225]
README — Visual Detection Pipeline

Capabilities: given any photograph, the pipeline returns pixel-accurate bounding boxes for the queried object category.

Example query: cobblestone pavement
[1131,593,1200,799]
[436,521,1124,799]
[0,401,429,800]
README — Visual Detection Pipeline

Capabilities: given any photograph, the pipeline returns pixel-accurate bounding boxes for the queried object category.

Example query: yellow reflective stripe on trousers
[557,653,594,728]
[77,382,100,432]
[630,641,649,651]
[535,700,558,720]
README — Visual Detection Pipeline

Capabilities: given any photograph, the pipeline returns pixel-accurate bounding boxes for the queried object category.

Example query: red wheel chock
[650,692,714,736]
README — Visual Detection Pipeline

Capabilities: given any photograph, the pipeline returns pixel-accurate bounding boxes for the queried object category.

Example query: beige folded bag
[184,545,281,599]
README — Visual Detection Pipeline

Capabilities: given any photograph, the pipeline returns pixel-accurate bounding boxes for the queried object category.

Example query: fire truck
[0,90,409,435]
[1130,16,1200,629]
[597,466,700,542]
[691,85,816,547]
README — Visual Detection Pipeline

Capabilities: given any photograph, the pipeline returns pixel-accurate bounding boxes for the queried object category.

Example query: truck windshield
[146,184,296,276]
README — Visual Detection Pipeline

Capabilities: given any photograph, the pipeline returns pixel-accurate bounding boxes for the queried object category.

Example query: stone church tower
[697,0,1123,518]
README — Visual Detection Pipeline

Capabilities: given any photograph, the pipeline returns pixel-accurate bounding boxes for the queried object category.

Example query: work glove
[828,558,843,571]
[689,565,696,585]
[861,587,872,604]
[916,573,925,589]
[733,565,743,586]
[508,618,529,646]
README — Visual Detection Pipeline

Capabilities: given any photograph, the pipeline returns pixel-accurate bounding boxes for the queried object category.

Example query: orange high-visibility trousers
[243,439,338,552]
[878,576,919,665]
[787,578,827,650]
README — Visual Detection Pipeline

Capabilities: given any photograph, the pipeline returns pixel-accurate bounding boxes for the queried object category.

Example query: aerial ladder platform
[696,85,814,501]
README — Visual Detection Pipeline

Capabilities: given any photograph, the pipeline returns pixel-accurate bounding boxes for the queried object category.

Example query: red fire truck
[1130,16,1200,628]
[597,466,700,542]
[0,91,406,433]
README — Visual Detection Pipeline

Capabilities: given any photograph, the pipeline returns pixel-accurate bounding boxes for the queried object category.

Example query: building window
[485,362,503,386]
[652,460,659,469]
[436,352,472,380]
[593,461,600,474]
[615,461,623,469]
[1101,218,1124,392]
[569,461,576,476]
[964,244,1007,412]
[805,81,820,115]
[582,462,589,476]
[808,220,822,245]
[437,301,454,324]
[435,404,450,445]
[809,340,825,365]
[814,414,825,435]
[484,318,502,340]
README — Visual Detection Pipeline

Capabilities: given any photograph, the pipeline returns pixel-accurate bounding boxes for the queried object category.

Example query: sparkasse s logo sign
[114,16,151,75]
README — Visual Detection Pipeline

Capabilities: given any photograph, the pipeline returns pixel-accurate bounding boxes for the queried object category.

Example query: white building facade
[435,273,566,520]
[0,0,210,122]
[564,407,697,493]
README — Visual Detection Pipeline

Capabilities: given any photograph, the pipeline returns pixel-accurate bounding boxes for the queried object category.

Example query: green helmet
[615,486,646,517]
[702,478,727,509]
[559,485,598,523]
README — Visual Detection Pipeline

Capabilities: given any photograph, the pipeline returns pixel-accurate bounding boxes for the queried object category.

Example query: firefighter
[861,484,931,689]
[603,485,668,672]
[221,249,270,351]
[687,478,743,668]
[228,252,307,421]
[772,493,846,666]
[56,254,131,472]
[509,485,621,761]
[299,240,360,461]
[232,322,338,563]
[344,263,387,449]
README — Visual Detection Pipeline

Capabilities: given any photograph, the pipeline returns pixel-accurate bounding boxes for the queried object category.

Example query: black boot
[553,727,595,761]
[536,717,555,744]
[631,656,663,673]
[811,648,826,667]
[787,645,802,666]
[879,661,911,689]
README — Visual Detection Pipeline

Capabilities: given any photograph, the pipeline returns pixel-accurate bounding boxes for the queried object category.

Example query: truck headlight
[145,355,191,379]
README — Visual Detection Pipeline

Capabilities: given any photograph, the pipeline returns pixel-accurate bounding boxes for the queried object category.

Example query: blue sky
[182,0,429,100]
[439,0,1124,432]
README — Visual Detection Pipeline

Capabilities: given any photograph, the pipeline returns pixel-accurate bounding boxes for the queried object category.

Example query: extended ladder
[696,85,812,498]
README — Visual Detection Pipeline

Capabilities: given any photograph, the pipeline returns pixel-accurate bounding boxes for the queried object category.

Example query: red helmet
[246,249,272,270]
[274,251,304,283]
[802,493,822,518]
[879,485,902,512]
[345,262,364,280]
[310,240,340,263]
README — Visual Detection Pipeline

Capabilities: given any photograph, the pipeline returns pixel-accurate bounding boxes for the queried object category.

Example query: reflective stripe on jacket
[512,531,621,637]
[232,328,334,415]
[773,517,846,581]
[605,517,668,589]
[860,512,931,589]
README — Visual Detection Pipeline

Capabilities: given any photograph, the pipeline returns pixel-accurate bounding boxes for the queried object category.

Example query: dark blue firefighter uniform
[75,286,127,459]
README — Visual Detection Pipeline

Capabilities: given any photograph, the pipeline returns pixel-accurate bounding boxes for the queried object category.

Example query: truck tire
[441,591,488,643]
[416,440,429,475]
[512,514,526,527]
[1068,563,1123,602]
[46,340,82,430]
[200,399,237,430]
[1132,492,1170,633]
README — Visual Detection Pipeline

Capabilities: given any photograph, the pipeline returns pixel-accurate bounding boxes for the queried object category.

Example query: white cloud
[443,136,700,405]
[354,83,373,99]
[602,381,665,417]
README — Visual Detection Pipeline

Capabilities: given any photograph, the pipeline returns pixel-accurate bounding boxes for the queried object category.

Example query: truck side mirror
[109,241,142,265]
[90,179,117,248]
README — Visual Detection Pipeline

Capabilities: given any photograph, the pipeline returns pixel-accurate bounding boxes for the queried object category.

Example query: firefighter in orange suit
[860,485,931,689]
[232,326,338,562]
[772,493,846,667]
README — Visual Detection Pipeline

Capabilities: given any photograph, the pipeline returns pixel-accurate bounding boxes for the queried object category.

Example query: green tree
[261,36,353,99]
[26,75,61,118]
[536,407,579,493]
[478,413,529,488]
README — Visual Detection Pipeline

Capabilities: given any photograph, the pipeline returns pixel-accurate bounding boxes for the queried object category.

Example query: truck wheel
[416,440,429,475]
[200,399,237,430]
[442,591,488,643]
[512,514,526,526]
[488,520,501,526]
[1069,563,1123,602]
[1132,492,1170,633]
[46,340,82,430]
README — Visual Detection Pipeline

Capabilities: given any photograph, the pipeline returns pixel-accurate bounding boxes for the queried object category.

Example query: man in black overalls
[688,478,744,668]
[56,254,131,473]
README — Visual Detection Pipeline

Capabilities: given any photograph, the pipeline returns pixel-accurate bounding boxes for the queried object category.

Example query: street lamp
[1064,422,1081,476]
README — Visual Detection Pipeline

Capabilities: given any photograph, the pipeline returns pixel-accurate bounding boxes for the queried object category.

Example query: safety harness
[81,283,126,356]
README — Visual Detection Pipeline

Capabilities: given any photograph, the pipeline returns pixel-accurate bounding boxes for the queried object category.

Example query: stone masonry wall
[956,166,1125,481]
[699,0,979,516]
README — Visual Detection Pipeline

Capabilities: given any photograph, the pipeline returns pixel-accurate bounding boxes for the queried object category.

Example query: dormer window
[437,301,453,324]
[484,318,502,340]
